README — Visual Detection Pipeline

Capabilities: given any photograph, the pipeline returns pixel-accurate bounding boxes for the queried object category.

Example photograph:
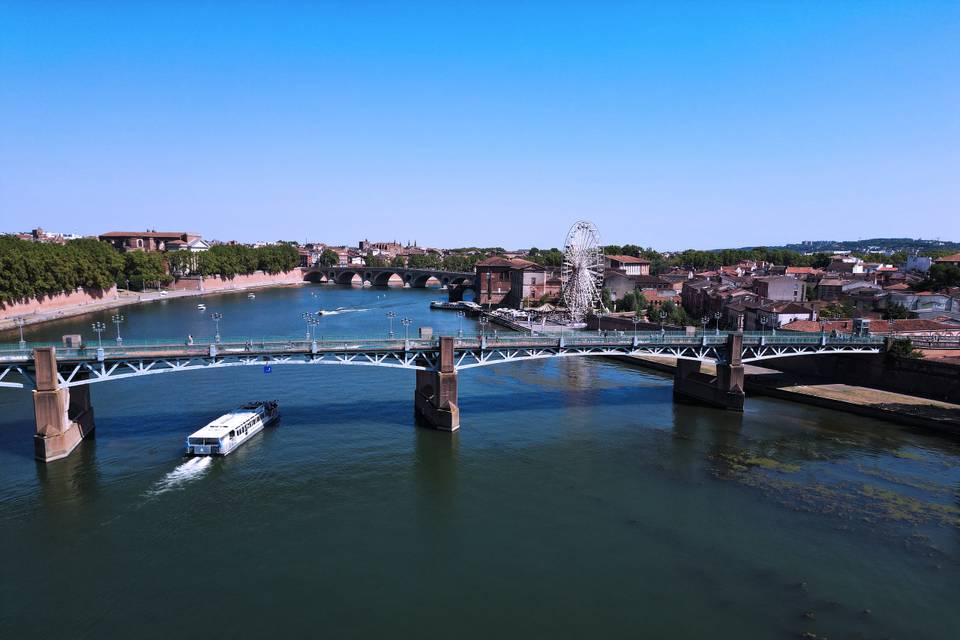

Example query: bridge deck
[0,332,885,365]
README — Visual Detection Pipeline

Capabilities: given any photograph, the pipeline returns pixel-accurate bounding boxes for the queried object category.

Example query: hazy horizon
[2,1,958,248]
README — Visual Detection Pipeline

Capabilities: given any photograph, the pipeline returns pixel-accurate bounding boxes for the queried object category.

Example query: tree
[407,253,443,269]
[887,338,923,359]
[601,287,613,310]
[366,252,386,268]
[123,251,170,290]
[390,255,406,268]
[883,302,910,320]
[318,249,340,266]
[819,302,856,319]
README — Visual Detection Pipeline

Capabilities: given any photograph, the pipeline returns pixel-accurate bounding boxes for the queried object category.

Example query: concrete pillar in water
[673,333,745,411]
[414,336,460,431]
[33,347,96,462]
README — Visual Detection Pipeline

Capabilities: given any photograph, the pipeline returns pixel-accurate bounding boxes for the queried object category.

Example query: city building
[934,253,960,266]
[604,255,651,276]
[751,276,807,302]
[99,231,202,252]
[475,257,560,308]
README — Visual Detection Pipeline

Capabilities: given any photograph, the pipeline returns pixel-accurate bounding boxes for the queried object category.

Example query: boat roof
[189,408,261,437]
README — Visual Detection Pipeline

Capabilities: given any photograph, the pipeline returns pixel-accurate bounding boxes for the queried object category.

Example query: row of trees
[0,236,124,304]
[1,236,302,302]
[166,244,299,281]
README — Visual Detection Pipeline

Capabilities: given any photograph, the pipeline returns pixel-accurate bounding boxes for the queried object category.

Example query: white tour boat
[185,401,280,456]
[197,303,206,311]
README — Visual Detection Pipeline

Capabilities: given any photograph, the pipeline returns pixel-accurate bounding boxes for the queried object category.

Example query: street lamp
[400,317,413,342]
[659,310,666,336]
[457,310,465,337]
[210,312,223,344]
[701,315,708,335]
[479,315,489,339]
[111,314,124,345]
[91,321,106,348]
[714,311,721,336]
[386,311,397,338]
[14,317,26,350]
[760,314,768,336]
[300,312,312,340]
[632,314,642,339]
[307,315,320,341]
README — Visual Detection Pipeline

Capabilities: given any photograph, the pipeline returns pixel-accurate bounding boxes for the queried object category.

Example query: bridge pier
[32,347,96,462]
[673,333,745,411]
[414,336,460,431]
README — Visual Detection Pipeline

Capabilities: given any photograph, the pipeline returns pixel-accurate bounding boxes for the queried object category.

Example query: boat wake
[317,307,370,316]
[146,456,213,496]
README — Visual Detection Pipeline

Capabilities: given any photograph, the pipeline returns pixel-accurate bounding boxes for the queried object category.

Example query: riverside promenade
[0,276,304,332]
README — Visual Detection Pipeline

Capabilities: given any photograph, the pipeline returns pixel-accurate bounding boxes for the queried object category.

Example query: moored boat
[185,401,280,456]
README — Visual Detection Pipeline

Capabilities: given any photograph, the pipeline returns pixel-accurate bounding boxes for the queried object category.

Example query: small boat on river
[197,303,206,311]
[185,401,280,456]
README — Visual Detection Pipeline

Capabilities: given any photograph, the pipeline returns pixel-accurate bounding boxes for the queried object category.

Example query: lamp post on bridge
[14,317,26,350]
[210,312,223,344]
[714,311,721,336]
[457,310,465,338]
[300,312,312,340]
[659,310,666,337]
[479,315,489,340]
[632,314,641,340]
[306,315,320,341]
[91,321,106,348]
[112,314,124,345]
[387,311,397,338]
[401,317,413,343]
[701,315,708,336]
[760,314,768,336]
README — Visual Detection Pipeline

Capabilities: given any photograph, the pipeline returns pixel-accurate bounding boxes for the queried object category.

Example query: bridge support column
[673,333,745,411]
[32,347,95,462]
[414,336,460,431]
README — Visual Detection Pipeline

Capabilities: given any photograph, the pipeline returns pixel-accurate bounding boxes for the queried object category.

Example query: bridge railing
[0,331,889,363]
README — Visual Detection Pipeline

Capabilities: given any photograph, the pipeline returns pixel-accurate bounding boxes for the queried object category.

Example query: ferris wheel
[561,220,604,323]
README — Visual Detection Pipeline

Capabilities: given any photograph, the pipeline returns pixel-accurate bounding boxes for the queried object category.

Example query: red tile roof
[476,257,539,269]
[781,319,956,334]
[99,231,189,238]
[934,253,960,263]
[605,254,650,264]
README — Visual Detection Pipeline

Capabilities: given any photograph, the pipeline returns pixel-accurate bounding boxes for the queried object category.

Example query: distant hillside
[777,238,959,254]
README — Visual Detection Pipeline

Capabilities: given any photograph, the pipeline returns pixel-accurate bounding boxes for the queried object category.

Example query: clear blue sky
[2,1,958,249]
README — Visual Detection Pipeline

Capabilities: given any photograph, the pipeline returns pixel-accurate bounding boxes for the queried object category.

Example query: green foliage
[0,236,124,303]
[887,338,923,359]
[442,253,480,272]
[390,255,406,268]
[819,302,856,319]
[601,287,613,310]
[923,263,960,290]
[123,251,171,290]
[528,248,564,267]
[318,249,340,266]
[407,253,443,269]
[660,300,690,326]
[883,302,910,320]
[365,252,386,268]
[615,290,648,313]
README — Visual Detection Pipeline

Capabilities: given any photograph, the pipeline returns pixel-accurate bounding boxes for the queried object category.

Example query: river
[1,285,958,638]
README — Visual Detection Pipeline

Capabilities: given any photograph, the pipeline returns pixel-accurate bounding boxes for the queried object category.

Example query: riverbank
[0,276,304,332]
[613,354,960,435]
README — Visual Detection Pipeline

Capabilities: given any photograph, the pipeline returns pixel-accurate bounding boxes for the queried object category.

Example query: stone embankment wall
[1,286,118,319]
[767,353,960,404]
[169,270,303,292]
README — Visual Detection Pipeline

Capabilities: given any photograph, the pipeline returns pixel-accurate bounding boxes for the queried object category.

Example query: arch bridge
[303,266,475,300]
[0,331,885,462]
